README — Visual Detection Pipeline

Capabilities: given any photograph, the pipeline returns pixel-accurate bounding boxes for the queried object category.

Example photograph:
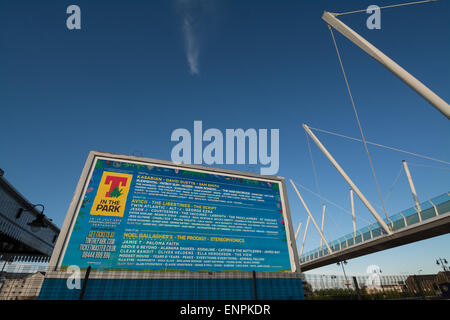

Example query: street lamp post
[436,258,448,272]
[337,260,350,289]
[25,204,50,232]
[379,269,385,293]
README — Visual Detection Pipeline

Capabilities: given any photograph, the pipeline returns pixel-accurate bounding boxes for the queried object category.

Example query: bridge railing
[301,192,450,263]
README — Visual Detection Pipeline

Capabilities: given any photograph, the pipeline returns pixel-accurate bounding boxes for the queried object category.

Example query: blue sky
[0,0,449,276]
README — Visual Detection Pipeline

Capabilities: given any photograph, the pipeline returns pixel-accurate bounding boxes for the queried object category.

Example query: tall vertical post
[252,270,258,300]
[320,205,326,250]
[350,189,356,235]
[402,160,422,218]
[0,255,8,273]
[290,179,333,253]
[0,254,11,285]
[295,221,303,240]
[353,276,361,300]
[300,216,311,257]
[79,266,92,300]
[302,124,392,235]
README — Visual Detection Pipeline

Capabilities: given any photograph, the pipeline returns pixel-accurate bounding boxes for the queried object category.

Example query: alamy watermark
[365,264,382,288]
[66,265,82,289]
[170,121,279,175]
[66,5,81,30]
[64,4,381,31]
[366,5,381,30]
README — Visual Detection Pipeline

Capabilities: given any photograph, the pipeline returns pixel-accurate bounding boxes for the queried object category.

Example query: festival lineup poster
[61,158,292,272]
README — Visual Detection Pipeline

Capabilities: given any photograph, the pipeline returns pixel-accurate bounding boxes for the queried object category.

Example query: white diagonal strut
[302,124,393,235]
[300,216,310,257]
[402,160,422,218]
[290,179,333,253]
[350,189,357,235]
[295,221,303,240]
[322,11,450,119]
[320,204,326,250]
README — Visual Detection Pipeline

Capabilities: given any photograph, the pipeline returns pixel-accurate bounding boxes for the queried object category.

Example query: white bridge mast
[322,11,450,119]
[303,124,393,235]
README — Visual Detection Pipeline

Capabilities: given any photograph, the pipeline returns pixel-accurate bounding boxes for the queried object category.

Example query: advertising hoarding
[51,151,300,273]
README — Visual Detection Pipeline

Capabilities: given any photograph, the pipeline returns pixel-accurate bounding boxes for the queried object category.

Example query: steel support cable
[309,126,450,166]
[335,0,439,16]
[329,25,391,220]
[323,210,340,243]
[384,164,404,204]
[292,180,372,224]
[407,162,450,171]
[371,164,404,219]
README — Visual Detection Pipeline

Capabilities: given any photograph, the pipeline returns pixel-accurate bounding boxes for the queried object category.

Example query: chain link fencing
[0,262,306,300]
[303,272,450,300]
[1,260,449,300]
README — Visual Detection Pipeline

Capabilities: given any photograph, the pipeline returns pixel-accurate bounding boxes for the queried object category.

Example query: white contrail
[176,0,202,75]
[183,13,199,74]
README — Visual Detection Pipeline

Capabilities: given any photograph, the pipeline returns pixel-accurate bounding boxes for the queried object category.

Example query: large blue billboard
[60,157,293,272]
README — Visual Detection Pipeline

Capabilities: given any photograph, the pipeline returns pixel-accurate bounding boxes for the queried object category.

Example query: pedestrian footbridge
[300,192,450,272]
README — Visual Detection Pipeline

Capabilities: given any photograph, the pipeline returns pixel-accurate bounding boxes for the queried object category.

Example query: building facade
[0,169,60,259]
[0,272,45,300]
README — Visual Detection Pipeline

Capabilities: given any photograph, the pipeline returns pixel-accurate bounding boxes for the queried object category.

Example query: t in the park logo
[90,171,133,217]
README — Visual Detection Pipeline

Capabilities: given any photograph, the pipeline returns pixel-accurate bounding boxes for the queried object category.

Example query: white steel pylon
[350,189,357,235]
[402,160,422,219]
[320,205,326,250]
[295,221,303,240]
[290,179,333,253]
[300,216,310,257]
[302,124,393,235]
[322,11,450,119]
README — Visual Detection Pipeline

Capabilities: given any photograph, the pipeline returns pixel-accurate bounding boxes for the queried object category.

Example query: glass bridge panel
[339,236,347,249]
[314,249,319,259]
[345,233,354,247]
[361,227,371,242]
[436,199,450,215]
[326,240,335,253]
[306,252,311,261]
[420,201,437,221]
[370,224,382,238]
[403,207,420,226]
[430,193,450,213]
[346,237,354,247]
[390,213,405,231]
[354,232,362,244]
[333,242,340,252]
